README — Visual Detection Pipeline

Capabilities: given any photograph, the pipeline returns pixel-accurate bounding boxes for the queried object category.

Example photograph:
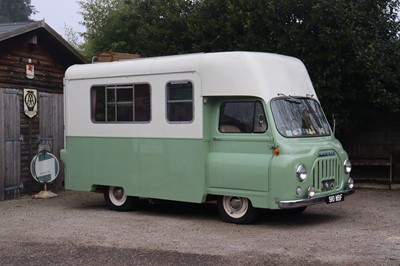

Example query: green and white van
[61,52,354,224]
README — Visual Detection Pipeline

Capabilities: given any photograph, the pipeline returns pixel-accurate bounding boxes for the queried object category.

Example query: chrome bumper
[276,188,355,209]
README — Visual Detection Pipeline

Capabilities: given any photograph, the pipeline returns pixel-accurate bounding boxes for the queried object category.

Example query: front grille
[312,155,340,192]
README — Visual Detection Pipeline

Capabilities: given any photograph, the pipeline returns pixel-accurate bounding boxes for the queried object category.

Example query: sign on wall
[26,64,34,79]
[23,89,38,118]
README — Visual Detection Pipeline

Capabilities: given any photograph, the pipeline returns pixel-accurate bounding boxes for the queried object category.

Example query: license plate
[326,193,344,204]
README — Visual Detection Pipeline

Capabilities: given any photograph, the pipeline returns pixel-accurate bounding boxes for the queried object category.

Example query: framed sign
[26,64,34,79]
[30,150,60,184]
[23,89,38,118]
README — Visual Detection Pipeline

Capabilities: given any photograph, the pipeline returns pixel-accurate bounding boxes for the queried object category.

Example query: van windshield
[271,97,331,137]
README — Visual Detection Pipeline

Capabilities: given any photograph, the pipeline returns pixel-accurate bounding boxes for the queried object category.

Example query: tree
[79,0,195,57]
[188,0,400,128]
[64,24,83,51]
[0,0,36,23]
[79,0,400,130]
[79,0,121,56]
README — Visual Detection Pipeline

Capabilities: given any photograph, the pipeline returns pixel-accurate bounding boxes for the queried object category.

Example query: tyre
[217,196,259,224]
[104,186,139,212]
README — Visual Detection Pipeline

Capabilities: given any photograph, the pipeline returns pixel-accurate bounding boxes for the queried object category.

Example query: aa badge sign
[24,89,38,118]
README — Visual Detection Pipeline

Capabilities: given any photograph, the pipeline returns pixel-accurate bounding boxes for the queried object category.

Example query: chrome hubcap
[223,196,248,219]
[109,186,127,206]
[113,187,124,200]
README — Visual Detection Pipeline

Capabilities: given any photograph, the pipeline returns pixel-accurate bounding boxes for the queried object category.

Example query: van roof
[64,51,317,101]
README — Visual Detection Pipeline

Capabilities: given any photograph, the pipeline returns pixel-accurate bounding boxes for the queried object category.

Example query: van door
[208,99,273,194]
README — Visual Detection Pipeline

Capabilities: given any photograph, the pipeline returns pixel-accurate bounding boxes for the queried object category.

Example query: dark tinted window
[219,101,267,133]
[91,84,151,123]
[166,81,193,122]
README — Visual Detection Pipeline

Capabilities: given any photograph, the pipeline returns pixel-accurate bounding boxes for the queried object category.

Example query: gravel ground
[0,188,399,265]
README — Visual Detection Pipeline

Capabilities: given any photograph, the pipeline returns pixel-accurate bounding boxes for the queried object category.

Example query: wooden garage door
[0,89,22,200]
[38,92,64,191]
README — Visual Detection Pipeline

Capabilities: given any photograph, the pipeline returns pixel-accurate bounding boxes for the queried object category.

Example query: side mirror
[256,114,267,133]
[258,114,265,126]
[332,114,336,136]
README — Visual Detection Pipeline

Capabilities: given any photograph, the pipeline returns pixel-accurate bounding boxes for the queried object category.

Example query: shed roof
[0,20,87,64]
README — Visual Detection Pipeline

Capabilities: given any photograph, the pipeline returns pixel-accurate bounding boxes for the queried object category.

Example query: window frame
[270,97,331,138]
[90,83,151,124]
[218,100,268,134]
[165,80,194,124]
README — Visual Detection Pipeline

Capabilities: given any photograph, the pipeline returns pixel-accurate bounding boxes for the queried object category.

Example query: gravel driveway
[0,188,399,265]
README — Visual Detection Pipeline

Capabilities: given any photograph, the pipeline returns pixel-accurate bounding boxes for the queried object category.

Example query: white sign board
[30,151,60,183]
[23,89,38,118]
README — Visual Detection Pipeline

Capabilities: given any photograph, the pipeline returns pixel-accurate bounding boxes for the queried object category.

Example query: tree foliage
[79,0,400,130]
[0,0,36,23]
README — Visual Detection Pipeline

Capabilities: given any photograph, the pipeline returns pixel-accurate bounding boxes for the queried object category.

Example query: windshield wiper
[277,93,301,104]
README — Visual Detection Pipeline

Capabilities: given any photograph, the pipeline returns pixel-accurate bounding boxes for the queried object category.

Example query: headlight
[296,164,307,182]
[344,159,352,174]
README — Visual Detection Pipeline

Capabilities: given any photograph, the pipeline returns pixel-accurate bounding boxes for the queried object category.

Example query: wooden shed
[0,20,86,200]
[338,112,400,189]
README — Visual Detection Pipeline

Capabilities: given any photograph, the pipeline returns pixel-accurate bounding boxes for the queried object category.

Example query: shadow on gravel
[0,241,229,266]
[138,200,220,222]
[75,197,341,226]
[74,200,108,211]
[257,209,340,227]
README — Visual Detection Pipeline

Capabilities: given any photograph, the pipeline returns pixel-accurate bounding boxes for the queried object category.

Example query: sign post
[30,149,60,199]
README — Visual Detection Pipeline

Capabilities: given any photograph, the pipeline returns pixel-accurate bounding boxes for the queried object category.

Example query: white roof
[65,51,317,102]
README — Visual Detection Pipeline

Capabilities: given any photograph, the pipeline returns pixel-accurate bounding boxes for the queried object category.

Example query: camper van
[61,52,354,224]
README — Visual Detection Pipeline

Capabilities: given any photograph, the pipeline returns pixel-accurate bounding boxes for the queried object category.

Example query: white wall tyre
[217,196,259,224]
[104,186,138,211]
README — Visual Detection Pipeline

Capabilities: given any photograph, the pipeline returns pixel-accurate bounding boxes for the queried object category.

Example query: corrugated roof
[0,21,32,35]
[0,20,87,63]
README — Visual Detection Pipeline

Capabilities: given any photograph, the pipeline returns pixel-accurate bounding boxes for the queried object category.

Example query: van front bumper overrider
[276,188,355,209]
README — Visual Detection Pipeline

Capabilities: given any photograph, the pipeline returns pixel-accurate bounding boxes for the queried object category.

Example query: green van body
[61,52,354,222]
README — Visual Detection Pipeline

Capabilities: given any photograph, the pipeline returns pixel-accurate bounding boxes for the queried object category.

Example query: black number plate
[326,193,344,204]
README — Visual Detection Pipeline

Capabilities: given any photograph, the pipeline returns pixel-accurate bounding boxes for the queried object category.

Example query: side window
[219,101,267,133]
[91,83,151,123]
[166,81,193,122]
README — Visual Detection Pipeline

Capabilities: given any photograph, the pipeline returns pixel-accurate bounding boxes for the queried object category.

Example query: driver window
[219,101,267,133]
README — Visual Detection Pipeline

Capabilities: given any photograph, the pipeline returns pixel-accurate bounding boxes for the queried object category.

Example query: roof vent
[28,34,37,45]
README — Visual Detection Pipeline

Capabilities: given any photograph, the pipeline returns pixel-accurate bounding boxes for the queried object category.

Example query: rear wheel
[104,186,139,211]
[217,196,259,224]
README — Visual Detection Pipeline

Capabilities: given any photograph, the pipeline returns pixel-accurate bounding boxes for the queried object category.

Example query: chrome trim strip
[276,188,355,209]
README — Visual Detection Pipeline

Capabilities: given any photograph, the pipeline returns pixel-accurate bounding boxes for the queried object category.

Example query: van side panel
[64,136,206,203]
[208,147,269,192]
[63,72,206,203]
[64,136,140,195]
[139,138,206,202]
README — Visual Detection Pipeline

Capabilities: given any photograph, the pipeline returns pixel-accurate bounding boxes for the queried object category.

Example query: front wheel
[217,196,259,224]
[104,186,139,212]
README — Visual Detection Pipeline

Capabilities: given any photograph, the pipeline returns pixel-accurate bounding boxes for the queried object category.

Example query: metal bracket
[4,136,24,142]
[4,183,24,191]
[37,136,53,143]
